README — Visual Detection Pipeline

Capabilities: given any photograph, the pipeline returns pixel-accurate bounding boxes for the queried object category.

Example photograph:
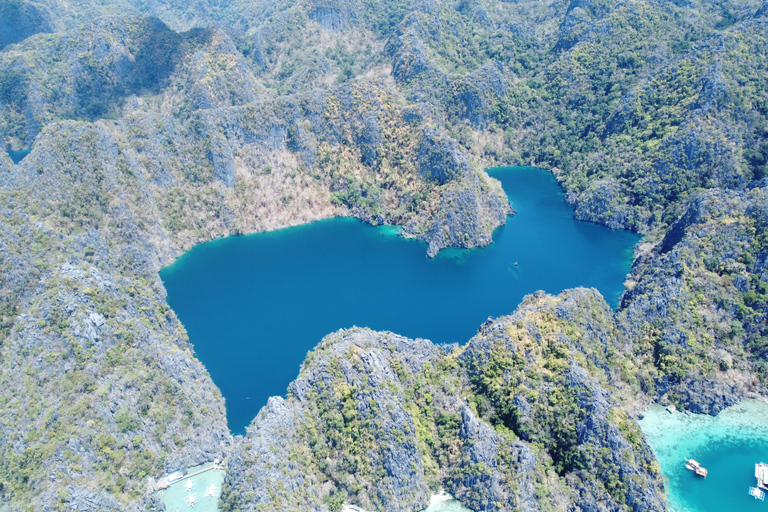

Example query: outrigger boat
[684,458,708,478]
[750,486,766,501]
[756,463,768,491]
[185,493,198,506]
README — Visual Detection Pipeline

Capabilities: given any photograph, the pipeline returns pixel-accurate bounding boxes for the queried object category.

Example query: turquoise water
[639,400,768,512]
[7,149,30,164]
[155,462,225,512]
[160,167,640,433]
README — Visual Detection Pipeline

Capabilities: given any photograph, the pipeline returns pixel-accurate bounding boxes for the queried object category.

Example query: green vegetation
[2,0,768,509]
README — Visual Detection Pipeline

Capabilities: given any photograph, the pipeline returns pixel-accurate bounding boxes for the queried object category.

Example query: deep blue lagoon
[7,149,30,164]
[160,167,640,433]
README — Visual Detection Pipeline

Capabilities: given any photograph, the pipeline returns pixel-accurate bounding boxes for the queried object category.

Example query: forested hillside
[1,0,767,510]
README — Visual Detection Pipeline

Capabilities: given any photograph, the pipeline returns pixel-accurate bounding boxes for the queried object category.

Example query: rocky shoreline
[2,0,768,510]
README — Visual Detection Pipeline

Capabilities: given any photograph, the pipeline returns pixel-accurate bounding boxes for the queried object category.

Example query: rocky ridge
[223,291,666,512]
[1,0,768,510]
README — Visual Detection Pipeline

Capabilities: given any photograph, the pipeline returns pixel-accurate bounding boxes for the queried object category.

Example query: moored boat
[756,462,768,491]
[750,486,766,501]
[685,458,708,478]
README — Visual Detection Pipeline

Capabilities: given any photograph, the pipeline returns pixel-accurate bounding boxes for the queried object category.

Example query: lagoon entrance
[640,400,768,512]
[160,167,639,434]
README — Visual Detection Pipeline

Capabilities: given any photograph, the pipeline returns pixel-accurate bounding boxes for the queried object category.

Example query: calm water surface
[640,400,768,512]
[7,149,30,164]
[161,167,639,433]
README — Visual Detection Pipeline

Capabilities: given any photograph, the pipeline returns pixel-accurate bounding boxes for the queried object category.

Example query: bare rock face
[450,405,539,511]
[453,61,506,130]
[570,178,631,230]
[223,329,443,512]
[415,172,510,258]
[459,289,666,512]
[417,127,473,185]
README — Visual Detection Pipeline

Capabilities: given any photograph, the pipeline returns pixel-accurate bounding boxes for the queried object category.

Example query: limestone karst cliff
[2,0,768,510]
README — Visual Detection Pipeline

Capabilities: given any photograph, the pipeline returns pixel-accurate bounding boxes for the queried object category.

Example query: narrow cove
[7,149,31,164]
[160,166,640,434]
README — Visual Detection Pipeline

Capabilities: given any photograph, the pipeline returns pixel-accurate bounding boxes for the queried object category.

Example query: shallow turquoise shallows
[422,493,474,512]
[160,166,639,433]
[639,400,768,512]
[7,149,30,164]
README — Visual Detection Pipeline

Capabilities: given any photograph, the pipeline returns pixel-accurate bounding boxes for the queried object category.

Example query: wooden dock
[156,460,224,490]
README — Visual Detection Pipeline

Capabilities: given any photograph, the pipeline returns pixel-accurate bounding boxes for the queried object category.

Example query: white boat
[204,484,218,497]
[684,458,708,477]
[185,493,198,506]
[756,462,768,491]
[750,486,765,501]
[186,480,193,491]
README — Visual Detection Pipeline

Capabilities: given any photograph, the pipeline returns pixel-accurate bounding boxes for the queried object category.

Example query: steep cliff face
[0,122,232,509]
[0,1,53,50]
[460,290,665,512]
[619,187,768,414]
[223,291,667,512]
[2,0,768,510]
[224,330,444,512]
[0,260,230,510]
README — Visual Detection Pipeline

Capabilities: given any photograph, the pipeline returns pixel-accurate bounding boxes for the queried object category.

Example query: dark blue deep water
[160,167,640,434]
[7,149,30,164]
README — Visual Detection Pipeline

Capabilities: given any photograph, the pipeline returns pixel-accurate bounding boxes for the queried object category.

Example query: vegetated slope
[1,12,510,255]
[1,0,768,510]
[619,186,768,413]
[224,291,665,512]
[0,16,254,147]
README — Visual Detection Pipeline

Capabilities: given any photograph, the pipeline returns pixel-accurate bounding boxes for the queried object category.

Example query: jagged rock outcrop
[417,127,474,185]
[224,292,668,511]
[386,27,434,84]
[0,211,231,511]
[3,0,768,510]
[452,61,506,129]
[414,174,510,257]
[570,178,632,230]
[224,329,444,511]
[460,289,665,512]
[449,405,540,511]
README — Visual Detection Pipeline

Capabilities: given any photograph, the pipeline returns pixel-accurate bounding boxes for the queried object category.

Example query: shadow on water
[160,167,640,434]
